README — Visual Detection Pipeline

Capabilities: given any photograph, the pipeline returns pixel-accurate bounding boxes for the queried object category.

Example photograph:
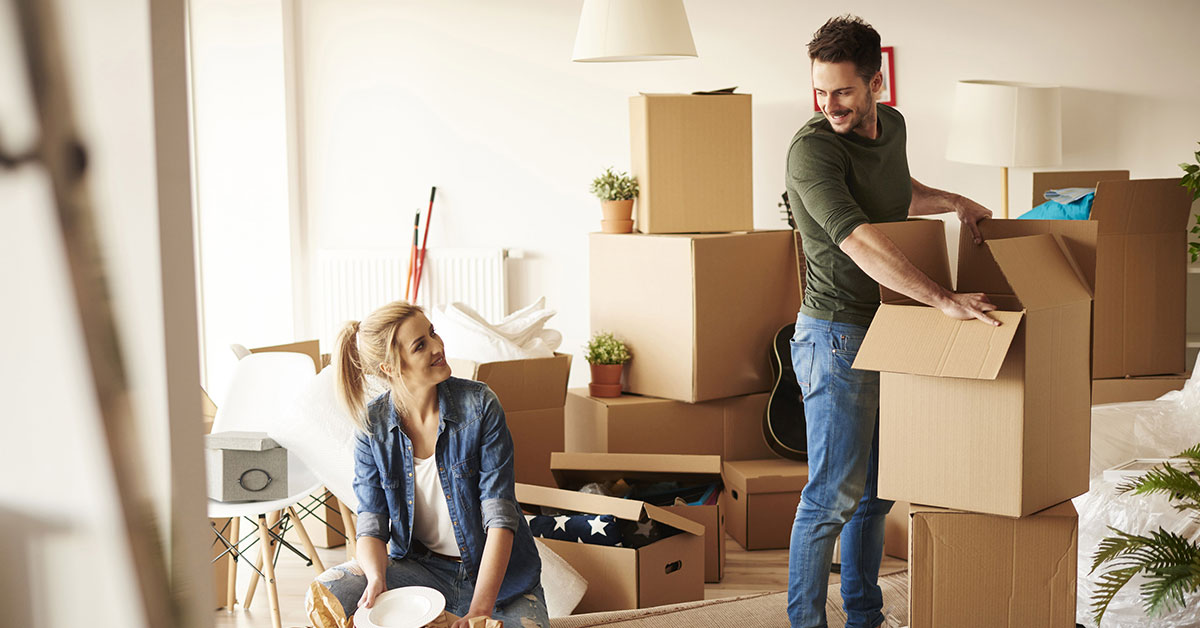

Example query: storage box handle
[664,560,682,575]
[238,468,274,492]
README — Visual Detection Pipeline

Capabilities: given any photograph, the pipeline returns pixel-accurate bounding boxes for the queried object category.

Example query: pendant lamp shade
[945,80,1062,168]
[572,0,697,62]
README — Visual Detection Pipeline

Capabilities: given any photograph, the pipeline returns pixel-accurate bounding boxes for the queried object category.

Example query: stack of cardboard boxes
[856,218,1095,626]
[530,92,809,613]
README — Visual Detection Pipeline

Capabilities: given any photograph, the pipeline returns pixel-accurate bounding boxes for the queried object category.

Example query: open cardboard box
[449,353,572,487]
[720,458,809,550]
[550,452,725,583]
[909,502,1078,628]
[855,219,1097,517]
[590,231,801,403]
[564,389,774,461]
[630,93,754,234]
[515,482,705,613]
[1032,171,1193,378]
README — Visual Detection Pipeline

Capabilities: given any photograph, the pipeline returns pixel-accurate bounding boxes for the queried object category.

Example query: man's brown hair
[807,15,882,85]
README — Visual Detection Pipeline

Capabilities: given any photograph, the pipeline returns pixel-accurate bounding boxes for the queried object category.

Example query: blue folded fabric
[1018,192,1095,220]
[525,513,622,546]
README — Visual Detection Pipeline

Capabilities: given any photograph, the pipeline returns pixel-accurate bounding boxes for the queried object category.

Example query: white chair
[208,351,322,628]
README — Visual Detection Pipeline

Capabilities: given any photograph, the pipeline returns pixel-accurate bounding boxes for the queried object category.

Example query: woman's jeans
[787,312,893,628]
[307,550,549,628]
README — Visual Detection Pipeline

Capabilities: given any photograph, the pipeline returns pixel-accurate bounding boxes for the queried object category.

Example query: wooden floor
[212,531,906,628]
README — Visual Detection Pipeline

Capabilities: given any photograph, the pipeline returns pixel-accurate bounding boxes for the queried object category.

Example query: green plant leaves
[1091,447,1200,623]
[584,331,631,365]
[589,167,640,201]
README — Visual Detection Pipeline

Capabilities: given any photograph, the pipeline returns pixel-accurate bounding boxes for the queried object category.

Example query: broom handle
[412,186,437,301]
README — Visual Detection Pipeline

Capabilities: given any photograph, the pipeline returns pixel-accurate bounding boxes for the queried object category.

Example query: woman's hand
[357,576,386,610]
[450,609,494,628]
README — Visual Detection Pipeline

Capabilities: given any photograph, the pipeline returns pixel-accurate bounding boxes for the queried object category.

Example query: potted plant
[589,167,640,234]
[1089,443,1200,624]
[584,331,631,398]
[1179,142,1199,262]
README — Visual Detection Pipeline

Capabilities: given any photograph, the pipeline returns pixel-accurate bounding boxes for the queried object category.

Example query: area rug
[549,571,908,628]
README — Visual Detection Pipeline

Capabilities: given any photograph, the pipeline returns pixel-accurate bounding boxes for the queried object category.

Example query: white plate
[359,586,446,628]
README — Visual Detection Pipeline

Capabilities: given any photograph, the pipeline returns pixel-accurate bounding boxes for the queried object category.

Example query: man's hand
[357,577,386,610]
[954,196,992,245]
[938,292,1000,326]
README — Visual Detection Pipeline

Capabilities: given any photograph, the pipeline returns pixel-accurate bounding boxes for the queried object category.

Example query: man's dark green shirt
[785,104,912,326]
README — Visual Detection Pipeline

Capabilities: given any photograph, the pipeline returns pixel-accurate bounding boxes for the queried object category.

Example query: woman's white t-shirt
[411,455,461,557]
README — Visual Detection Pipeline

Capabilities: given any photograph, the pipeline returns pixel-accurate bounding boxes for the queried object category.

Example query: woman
[307,301,547,628]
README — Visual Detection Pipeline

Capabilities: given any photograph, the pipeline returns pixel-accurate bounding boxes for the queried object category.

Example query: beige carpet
[550,571,908,627]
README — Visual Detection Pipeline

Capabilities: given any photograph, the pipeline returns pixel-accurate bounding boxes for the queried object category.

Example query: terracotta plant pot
[600,219,634,233]
[600,199,634,221]
[589,363,625,398]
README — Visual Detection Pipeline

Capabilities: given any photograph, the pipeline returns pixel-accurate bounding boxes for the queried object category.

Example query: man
[785,15,998,628]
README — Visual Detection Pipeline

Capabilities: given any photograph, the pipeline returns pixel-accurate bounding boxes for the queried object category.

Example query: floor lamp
[945,80,1062,218]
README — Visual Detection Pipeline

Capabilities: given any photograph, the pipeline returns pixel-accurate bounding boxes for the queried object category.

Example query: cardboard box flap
[874,219,952,304]
[985,234,1093,310]
[1090,178,1194,235]
[448,353,571,411]
[956,219,1098,296]
[723,459,809,493]
[515,483,705,536]
[551,452,722,487]
[853,305,1023,379]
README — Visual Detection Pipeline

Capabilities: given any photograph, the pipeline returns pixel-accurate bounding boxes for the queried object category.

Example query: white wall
[191,0,295,398]
[0,0,207,626]
[294,0,1200,386]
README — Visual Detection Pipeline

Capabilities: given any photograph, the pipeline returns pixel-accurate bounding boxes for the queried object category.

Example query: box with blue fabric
[515,482,705,614]
[1028,170,1194,378]
[549,452,726,583]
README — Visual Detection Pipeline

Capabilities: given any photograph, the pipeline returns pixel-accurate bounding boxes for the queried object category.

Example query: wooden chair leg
[244,510,278,607]
[256,514,282,628]
[226,516,240,609]
[338,501,357,559]
[287,505,326,574]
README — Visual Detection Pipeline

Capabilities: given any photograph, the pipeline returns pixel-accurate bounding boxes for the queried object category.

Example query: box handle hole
[664,560,682,575]
[731,489,739,500]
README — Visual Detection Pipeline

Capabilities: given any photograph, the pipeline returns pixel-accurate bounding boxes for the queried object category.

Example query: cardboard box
[1032,171,1193,378]
[590,231,802,403]
[883,500,909,560]
[449,353,572,487]
[720,458,808,550]
[629,93,753,234]
[550,452,725,583]
[564,390,774,460]
[856,219,1097,517]
[1092,374,1190,405]
[909,502,1078,628]
[515,482,705,613]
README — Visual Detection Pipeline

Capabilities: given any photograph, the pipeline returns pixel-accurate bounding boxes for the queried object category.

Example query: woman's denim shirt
[353,376,541,605]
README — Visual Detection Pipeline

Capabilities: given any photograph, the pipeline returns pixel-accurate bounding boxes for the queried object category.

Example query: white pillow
[535,538,587,617]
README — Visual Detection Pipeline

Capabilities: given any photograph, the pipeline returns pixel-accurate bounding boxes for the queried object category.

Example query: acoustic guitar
[763,191,808,461]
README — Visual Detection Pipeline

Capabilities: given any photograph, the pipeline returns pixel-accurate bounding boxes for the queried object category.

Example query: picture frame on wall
[878,46,896,106]
[812,45,897,110]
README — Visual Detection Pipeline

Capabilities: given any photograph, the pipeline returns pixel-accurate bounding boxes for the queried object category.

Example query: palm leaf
[1091,527,1153,573]
[1092,564,1143,624]
[1117,462,1200,512]
[1142,561,1200,617]
[1177,444,1200,461]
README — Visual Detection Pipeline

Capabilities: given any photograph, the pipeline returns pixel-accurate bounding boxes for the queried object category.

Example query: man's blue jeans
[787,312,893,628]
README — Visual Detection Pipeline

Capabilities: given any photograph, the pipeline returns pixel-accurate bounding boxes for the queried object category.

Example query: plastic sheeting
[1074,367,1200,627]
[433,298,563,363]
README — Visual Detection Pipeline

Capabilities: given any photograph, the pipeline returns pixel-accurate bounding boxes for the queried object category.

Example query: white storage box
[206,431,289,502]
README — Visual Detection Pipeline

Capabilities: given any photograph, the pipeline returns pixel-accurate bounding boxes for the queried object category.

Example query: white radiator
[315,248,508,349]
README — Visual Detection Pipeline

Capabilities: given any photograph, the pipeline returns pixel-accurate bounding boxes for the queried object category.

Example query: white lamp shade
[572,0,697,62]
[945,80,1062,168]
